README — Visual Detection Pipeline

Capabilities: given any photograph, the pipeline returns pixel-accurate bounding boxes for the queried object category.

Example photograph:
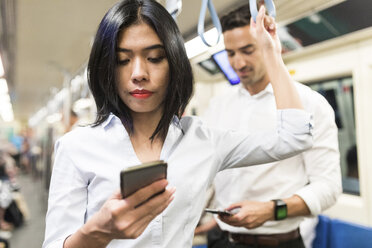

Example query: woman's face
[116,22,170,117]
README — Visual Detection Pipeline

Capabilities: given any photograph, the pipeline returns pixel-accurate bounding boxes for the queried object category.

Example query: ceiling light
[0,54,4,77]
[185,28,223,58]
[71,75,84,93]
[28,107,48,127]
[0,94,11,104]
[73,98,93,113]
[0,78,8,94]
[46,113,62,124]
[1,108,14,122]
[308,14,322,24]
[0,78,13,122]
[0,100,14,122]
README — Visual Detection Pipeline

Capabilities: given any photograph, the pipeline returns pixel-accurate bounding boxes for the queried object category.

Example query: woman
[43,0,312,247]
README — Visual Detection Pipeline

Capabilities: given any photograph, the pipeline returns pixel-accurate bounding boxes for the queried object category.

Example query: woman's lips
[130,89,153,99]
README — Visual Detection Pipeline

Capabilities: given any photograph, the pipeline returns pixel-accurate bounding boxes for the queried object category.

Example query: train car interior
[1,0,372,247]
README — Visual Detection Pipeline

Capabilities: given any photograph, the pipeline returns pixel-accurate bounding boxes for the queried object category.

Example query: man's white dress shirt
[43,109,312,248]
[203,83,341,238]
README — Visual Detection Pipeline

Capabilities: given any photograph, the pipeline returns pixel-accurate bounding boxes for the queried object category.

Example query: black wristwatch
[272,199,287,220]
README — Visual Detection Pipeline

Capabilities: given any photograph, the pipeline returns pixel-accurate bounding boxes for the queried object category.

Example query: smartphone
[120,160,167,198]
[205,208,233,216]
[205,208,240,216]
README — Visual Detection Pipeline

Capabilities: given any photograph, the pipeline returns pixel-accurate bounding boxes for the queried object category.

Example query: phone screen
[120,160,167,198]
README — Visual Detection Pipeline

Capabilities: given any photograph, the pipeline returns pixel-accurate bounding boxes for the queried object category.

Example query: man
[202,4,341,248]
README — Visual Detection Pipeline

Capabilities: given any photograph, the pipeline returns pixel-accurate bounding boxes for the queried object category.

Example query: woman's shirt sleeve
[215,109,313,171]
[42,137,88,248]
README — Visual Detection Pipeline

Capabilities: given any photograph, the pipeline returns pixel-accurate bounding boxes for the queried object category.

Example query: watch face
[273,199,287,220]
[277,207,287,219]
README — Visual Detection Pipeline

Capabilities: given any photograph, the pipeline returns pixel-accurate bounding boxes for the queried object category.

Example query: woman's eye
[148,56,165,63]
[118,59,129,65]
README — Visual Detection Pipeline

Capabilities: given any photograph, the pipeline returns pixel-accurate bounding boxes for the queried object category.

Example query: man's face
[223,25,267,89]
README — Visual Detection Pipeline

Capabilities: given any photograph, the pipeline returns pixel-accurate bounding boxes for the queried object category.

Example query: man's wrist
[266,201,276,221]
[272,199,288,220]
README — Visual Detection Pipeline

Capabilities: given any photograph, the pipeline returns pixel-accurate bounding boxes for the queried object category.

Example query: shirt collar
[102,113,117,130]
[102,113,183,131]
[172,115,183,130]
[238,83,273,99]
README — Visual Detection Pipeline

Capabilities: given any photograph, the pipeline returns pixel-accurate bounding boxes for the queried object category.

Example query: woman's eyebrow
[116,44,165,53]
[143,44,165,51]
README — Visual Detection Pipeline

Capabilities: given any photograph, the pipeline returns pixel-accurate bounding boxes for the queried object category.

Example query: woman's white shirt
[43,109,312,248]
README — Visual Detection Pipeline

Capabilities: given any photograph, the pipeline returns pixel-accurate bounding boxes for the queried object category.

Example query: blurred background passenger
[63,110,79,134]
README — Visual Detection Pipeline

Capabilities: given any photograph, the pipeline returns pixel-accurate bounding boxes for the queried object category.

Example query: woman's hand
[64,179,175,248]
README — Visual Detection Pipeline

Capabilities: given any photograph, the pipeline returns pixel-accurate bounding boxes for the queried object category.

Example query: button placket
[151,215,163,246]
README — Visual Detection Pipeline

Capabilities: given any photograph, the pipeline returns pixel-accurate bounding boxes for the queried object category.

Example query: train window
[280,0,372,54]
[309,77,359,195]
[198,57,221,75]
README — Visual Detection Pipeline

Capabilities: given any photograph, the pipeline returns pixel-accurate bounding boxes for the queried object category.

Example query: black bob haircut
[88,0,193,140]
[220,4,252,32]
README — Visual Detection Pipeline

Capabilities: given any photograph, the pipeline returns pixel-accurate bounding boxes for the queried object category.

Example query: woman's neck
[131,110,162,140]
[129,111,165,163]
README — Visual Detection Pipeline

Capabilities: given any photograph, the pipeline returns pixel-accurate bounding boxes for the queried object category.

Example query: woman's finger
[120,189,174,239]
[125,179,169,208]
[118,187,175,238]
[134,187,176,218]
[110,186,175,239]
[109,189,122,200]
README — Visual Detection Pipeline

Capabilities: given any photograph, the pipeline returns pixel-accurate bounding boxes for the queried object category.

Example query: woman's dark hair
[88,0,193,140]
[220,4,251,32]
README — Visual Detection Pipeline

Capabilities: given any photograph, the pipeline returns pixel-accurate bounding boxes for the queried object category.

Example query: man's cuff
[277,109,313,135]
[295,189,322,216]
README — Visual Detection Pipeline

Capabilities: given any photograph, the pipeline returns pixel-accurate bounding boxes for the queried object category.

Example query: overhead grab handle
[197,0,222,47]
[249,0,276,22]
[166,0,183,20]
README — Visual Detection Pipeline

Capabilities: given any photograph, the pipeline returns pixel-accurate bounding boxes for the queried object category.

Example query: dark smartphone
[205,208,233,216]
[120,160,167,198]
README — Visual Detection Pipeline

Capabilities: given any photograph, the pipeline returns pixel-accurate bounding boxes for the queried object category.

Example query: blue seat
[313,215,372,248]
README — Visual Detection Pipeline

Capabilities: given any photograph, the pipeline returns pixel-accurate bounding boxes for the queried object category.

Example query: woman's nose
[131,58,149,83]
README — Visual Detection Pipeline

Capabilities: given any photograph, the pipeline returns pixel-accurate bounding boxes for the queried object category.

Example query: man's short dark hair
[220,4,251,32]
[88,0,193,140]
